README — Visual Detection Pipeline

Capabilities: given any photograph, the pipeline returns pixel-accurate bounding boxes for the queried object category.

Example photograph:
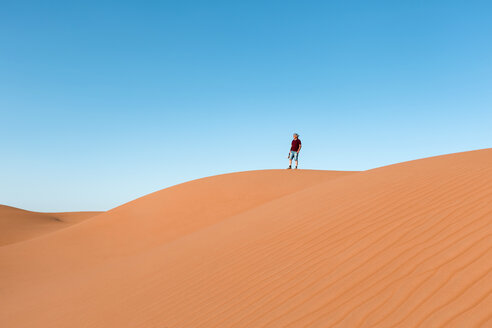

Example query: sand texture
[1,149,491,327]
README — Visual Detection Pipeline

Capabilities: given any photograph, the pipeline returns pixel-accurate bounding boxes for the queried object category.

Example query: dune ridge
[1,149,492,327]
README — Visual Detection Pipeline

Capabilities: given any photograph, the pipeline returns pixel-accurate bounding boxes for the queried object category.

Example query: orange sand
[1,149,491,327]
[0,205,101,246]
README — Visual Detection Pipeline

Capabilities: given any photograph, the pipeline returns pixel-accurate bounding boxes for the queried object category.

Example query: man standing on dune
[287,133,302,169]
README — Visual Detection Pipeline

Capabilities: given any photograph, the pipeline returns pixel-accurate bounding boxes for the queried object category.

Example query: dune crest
[1,149,492,327]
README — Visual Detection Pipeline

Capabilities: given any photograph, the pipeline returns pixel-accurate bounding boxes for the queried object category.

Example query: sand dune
[0,205,101,246]
[1,149,492,327]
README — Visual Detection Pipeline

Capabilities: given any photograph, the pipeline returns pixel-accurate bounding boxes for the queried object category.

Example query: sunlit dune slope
[1,149,492,328]
[0,205,101,246]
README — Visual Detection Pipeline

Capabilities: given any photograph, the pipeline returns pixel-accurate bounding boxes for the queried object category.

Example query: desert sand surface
[1,149,492,327]
[0,205,102,246]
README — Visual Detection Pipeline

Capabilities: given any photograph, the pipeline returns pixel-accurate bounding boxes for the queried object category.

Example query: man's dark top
[291,138,302,152]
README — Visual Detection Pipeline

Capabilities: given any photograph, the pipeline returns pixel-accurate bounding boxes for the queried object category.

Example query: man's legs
[288,151,300,169]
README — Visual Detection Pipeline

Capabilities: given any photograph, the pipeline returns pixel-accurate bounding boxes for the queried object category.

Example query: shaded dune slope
[0,205,101,246]
[2,150,492,327]
[0,170,354,299]
[0,170,353,262]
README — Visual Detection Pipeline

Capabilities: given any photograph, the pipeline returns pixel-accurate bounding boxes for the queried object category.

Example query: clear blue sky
[1,0,491,211]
